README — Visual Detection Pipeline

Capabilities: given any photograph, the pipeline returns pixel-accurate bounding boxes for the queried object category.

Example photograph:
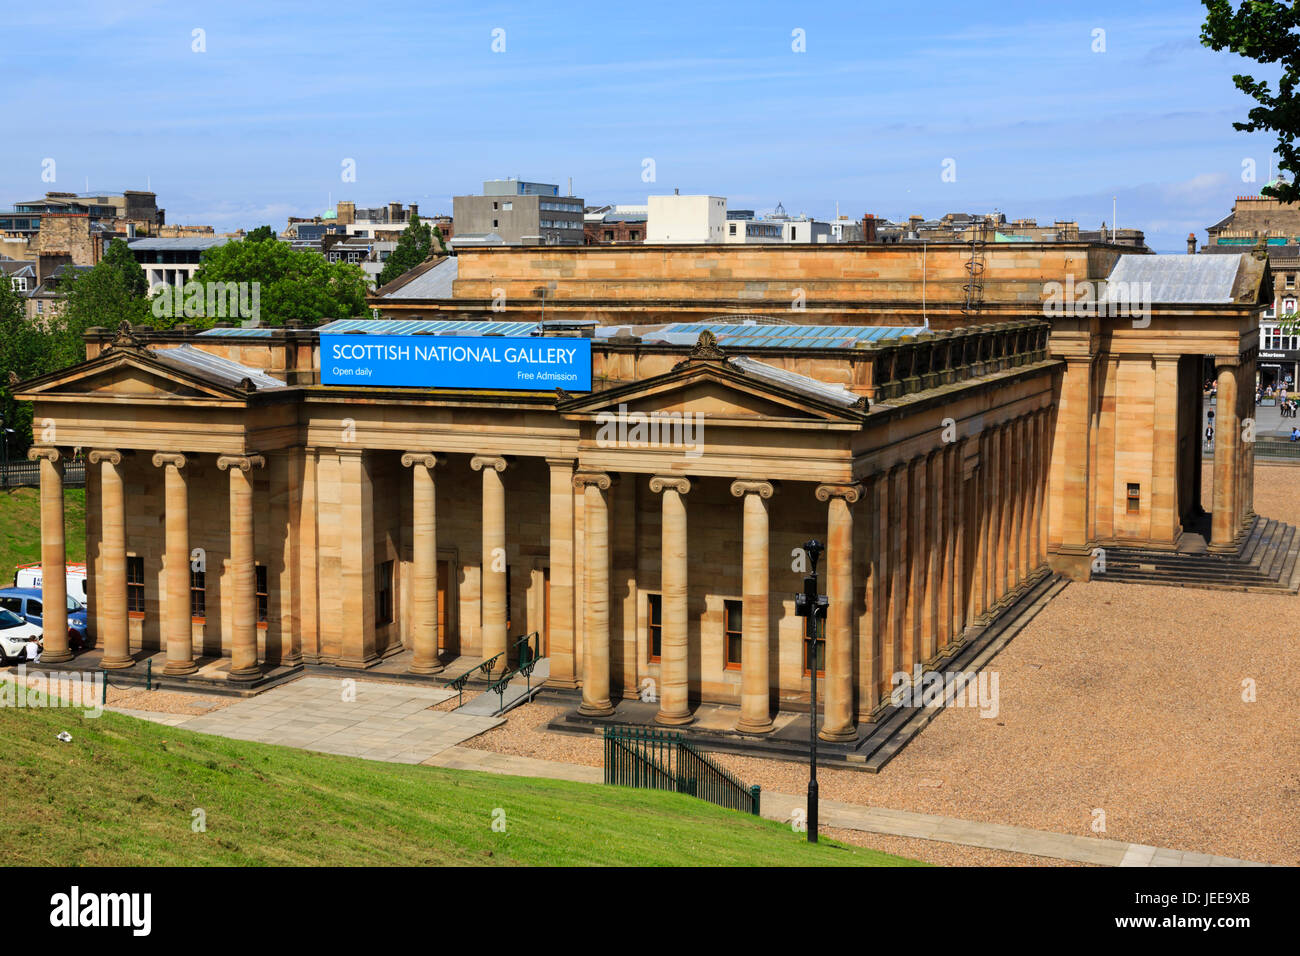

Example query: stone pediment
[558,356,868,425]
[14,347,255,404]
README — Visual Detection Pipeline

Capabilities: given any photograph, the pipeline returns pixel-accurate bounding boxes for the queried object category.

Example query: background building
[454,179,584,245]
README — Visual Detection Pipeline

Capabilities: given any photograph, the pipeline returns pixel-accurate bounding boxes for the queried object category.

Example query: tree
[0,274,54,454]
[190,238,368,328]
[52,241,153,368]
[1202,0,1300,203]
[245,225,277,243]
[376,214,436,287]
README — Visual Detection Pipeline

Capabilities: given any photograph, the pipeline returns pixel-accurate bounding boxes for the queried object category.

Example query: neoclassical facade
[15,242,1272,739]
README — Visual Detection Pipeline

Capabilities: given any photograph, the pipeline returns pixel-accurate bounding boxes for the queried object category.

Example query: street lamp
[794,538,828,843]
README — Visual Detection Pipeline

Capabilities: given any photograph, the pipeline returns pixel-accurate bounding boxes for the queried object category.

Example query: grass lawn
[1,700,922,866]
[0,487,85,581]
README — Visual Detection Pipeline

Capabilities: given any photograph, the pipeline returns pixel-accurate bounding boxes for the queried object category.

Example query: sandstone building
[16,242,1275,743]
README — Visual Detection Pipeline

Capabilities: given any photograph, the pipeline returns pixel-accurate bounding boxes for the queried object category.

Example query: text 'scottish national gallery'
[17,242,1276,743]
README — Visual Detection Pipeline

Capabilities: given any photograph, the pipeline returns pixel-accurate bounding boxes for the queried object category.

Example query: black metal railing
[1,459,86,489]
[447,652,503,707]
[514,631,540,667]
[603,724,761,815]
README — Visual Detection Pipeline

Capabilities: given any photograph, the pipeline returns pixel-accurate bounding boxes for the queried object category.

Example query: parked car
[13,563,88,603]
[0,608,41,665]
[0,587,88,651]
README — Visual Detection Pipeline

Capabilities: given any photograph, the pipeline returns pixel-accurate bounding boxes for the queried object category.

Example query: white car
[0,608,42,665]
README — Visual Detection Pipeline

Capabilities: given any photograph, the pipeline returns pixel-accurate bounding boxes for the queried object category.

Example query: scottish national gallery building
[17,242,1280,744]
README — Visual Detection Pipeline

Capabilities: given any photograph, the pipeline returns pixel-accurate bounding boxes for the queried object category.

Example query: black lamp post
[794,538,828,843]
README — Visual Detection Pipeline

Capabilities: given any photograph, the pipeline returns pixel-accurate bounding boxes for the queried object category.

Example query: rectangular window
[191,569,206,618]
[376,559,394,625]
[1127,483,1141,514]
[647,593,662,661]
[724,599,743,670]
[255,564,268,623]
[127,555,145,613]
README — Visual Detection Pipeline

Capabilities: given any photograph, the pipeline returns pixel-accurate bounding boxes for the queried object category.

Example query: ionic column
[939,443,956,651]
[888,465,908,680]
[1210,361,1240,551]
[91,449,132,669]
[816,483,859,741]
[575,472,613,715]
[546,458,578,688]
[28,448,70,663]
[1006,421,1021,593]
[402,453,444,675]
[924,451,942,661]
[153,453,196,676]
[951,440,968,644]
[731,480,774,734]
[218,455,265,681]
[471,455,509,672]
[650,476,692,725]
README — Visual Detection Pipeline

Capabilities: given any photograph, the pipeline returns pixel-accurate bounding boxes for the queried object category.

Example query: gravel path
[465,464,1300,866]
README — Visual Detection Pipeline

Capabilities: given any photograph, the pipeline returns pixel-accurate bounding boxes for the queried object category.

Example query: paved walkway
[101,677,1269,867]
[110,677,503,764]
[421,747,1269,867]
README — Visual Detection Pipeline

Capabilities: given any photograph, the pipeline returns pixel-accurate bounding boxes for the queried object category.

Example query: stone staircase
[1093,515,1300,593]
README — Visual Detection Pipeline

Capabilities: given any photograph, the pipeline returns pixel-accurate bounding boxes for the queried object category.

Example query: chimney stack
[1187,232,1198,255]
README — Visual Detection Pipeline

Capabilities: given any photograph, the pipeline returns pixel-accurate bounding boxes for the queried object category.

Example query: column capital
[87,449,122,466]
[1214,355,1241,369]
[1152,353,1182,364]
[151,452,190,469]
[544,456,577,468]
[815,482,862,503]
[729,479,775,499]
[649,475,691,495]
[217,454,266,472]
[401,452,445,470]
[27,446,62,464]
[573,470,612,491]
[470,455,508,473]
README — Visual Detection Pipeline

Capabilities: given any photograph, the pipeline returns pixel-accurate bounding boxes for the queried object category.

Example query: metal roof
[653,323,926,349]
[379,256,458,299]
[194,326,277,337]
[149,345,286,390]
[1106,254,1243,304]
[730,357,863,407]
[316,318,541,336]
[127,237,231,251]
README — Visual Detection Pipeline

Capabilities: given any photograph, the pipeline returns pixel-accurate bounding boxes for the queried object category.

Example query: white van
[14,563,88,603]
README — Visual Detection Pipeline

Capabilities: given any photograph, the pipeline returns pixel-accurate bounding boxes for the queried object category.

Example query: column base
[42,650,74,664]
[578,700,615,717]
[407,660,445,676]
[655,710,694,726]
[818,725,858,742]
[100,655,135,670]
[227,665,262,682]
[163,660,199,677]
[734,717,774,735]
[545,676,581,690]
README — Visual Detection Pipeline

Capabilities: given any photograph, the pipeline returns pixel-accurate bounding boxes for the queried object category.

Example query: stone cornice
[729,479,775,499]
[649,475,692,495]
[216,454,266,472]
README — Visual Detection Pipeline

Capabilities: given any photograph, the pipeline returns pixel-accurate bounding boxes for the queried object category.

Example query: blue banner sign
[321,334,591,391]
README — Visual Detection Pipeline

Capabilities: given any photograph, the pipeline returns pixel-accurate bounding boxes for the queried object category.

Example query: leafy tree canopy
[245,225,277,243]
[376,214,437,287]
[1202,0,1300,203]
[190,239,369,328]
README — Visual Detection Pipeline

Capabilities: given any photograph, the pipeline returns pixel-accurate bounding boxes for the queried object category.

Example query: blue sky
[1,0,1287,251]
